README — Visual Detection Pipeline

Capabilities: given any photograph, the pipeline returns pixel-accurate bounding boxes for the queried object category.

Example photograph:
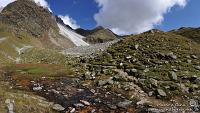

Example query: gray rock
[125,55,132,60]
[33,86,42,91]
[150,78,158,87]
[169,71,177,81]
[195,66,200,70]
[52,104,65,111]
[187,59,192,63]
[5,99,15,113]
[107,104,117,109]
[135,44,139,50]
[98,80,108,86]
[191,55,198,59]
[51,89,60,94]
[91,109,96,113]
[131,68,138,73]
[73,103,84,108]
[90,89,95,94]
[70,108,76,113]
[167,52,177,60]
[136,99,151,108]
[117,100,132,108]
[144,68,149,73]
[148,91,154,96]
[84,71,92,80]
[91,72,96,79]
[194,77,200,84]
[98,77,113,86]
[80,100,90,106]
[157,89,167,97]
[138,79,146,85]
[180,84,189,93]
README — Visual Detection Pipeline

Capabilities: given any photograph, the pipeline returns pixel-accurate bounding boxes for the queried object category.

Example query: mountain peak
[0,0,58,37]
[95,26,104,30]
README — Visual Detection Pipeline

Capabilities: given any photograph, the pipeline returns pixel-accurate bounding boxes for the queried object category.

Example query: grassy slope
[170,27,200,44]
[89,30,200,97]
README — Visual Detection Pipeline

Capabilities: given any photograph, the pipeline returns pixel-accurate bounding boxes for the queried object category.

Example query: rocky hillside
[0,0,58,37]
[170,27,200,44]
[81,29,200,107]
[76,26,118,44]
[0,0,90,64]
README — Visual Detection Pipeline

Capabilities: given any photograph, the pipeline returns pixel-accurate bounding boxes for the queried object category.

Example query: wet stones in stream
[26,77,136,112]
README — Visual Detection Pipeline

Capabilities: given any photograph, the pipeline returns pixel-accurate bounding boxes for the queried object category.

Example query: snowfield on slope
[57,23,89,46]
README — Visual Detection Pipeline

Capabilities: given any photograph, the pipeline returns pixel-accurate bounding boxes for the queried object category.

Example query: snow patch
[57,23,89,46]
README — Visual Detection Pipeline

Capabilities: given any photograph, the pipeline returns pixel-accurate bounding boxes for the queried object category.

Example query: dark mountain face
[55,16,73,30]
[0,0,58,37]
[170,27,200,44]
[76,26,118,44]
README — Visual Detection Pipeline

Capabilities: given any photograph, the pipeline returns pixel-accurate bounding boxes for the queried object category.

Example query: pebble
[73,103,84,108]
[80,100,90,106]
[70,108,76,113]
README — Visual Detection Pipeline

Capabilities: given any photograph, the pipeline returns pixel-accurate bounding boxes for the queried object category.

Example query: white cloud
[58,15,80,29]
[94,0,188,35]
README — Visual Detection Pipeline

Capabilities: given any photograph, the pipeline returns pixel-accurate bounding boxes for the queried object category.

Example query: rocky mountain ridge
[76,26,118,44]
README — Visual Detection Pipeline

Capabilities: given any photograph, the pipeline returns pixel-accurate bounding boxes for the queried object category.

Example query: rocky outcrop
[0,0,58,37]
[76,26,118,44]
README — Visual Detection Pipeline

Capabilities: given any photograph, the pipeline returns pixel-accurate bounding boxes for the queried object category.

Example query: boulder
[167,52,177,60]
[148,91,154,96]
[84,71,91,79]
[169,71,177,81]
[149,78,158,87]
[135,44,139,50]
[5,99,14,113]
[191,55,198,59]
[33,86,43,91]
[156,89,167,97]
[195,66,200,70]
[136,99,151,108]
[194,77,200,84]
[52,104,65,111]
[98,77,113,86]
[187,59,192,63]
[117,100,132,108]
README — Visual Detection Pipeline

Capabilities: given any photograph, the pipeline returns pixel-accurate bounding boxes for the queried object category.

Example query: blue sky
[46,0,200,33]
[46,0,98,29]
[157,0,200,31]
